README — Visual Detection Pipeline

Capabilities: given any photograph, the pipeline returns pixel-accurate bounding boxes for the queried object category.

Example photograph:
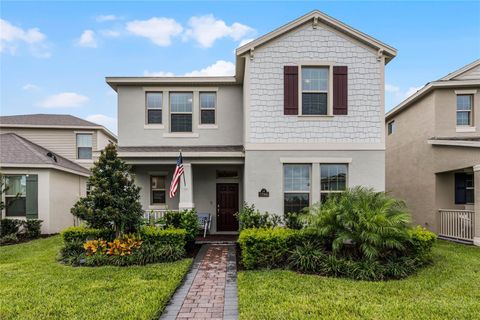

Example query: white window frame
[169,92,194,133]
[76,133,93,160]
[199,92,217,127]
[150,175,166,205]
[298,62,334,117]
[4,175,27,217]
[145,92,163,125]
[456,94,474,128]
[466,172,474,205]
[320,163,348,201]
[283,164,311,214]
[387,120,395,135]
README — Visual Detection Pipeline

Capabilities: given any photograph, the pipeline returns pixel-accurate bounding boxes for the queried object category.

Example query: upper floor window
[284,164,310,214]
[146,92,162,124]
[388,120,395,135]
[301,67,329,115]
[76,133,92,159]
[200,92,216,124]
[170,92,193,132]
[320,164,347,202]
[456,94,473,126]
[150,176,166,205]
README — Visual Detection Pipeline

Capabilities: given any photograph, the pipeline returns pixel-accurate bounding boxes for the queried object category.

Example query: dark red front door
[216,183,239,231]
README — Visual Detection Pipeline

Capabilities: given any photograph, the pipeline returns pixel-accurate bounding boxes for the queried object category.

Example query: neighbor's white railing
[438,209,475,242]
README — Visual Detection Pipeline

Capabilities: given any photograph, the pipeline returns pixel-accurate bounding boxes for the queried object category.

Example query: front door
[216,183,239,231]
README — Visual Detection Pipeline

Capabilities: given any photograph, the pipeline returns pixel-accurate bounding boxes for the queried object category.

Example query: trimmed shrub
[162,210,198,243]
[0,219,22,237]
[0,233,19,245]
[21,220,43,239]
[407,226,437,259]
[140,226,187,247]
[237,203,282,230]
[61,226,114,243]
[238,228,295,269]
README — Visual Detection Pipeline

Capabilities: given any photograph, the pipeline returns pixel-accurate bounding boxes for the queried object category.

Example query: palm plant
[303,187,411,261]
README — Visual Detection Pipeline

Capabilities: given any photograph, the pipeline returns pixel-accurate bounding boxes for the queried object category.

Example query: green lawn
[238,241,480,320]
[0,236,192,320]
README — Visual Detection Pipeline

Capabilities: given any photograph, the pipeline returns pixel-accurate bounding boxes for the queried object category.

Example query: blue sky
[1,1,479,133]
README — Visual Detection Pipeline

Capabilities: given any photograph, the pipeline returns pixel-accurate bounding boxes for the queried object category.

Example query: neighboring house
[0,114,117,234]
[106,10,397,234]
[0,114,116,168]
[385,59,480,246]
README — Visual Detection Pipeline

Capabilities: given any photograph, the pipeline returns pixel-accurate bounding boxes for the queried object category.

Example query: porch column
[474,165,480,246]
[179,163,195,210]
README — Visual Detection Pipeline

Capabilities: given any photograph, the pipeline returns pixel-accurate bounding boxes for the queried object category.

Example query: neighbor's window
[284,164,310,214]
[301,67,329,115]
[170,92,193,132]
[76,133,92,159]
[388,120,395,135]
[466,173,475,204]
[320,164,348,202]
[200,92,216,125]
[456,95,473,126]
[4,175,26,217]
[146,92,162,124]
[150,176,166,205]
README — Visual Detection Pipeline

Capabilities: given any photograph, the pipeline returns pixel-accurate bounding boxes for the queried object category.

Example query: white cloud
[126,17,183,46]
[96,15,118,22]
[0,19,49,57]
[145,60,235,77]
[143,70,175,77]
[184,15,255,48]
[22,83,40,91]
[85,114,117,133]
[385,83,400,93]
[77,30,97,48]
[238,38,254,48]
[100,29,121,38]
[184,60,235,76]
[38,92,89,108]
[404,86,422,99]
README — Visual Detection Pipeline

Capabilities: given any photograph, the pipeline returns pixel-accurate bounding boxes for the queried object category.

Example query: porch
[436,164,479,245]
[130,161,243,235]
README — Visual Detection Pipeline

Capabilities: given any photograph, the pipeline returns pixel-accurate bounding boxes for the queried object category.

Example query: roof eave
[105,76,240,91]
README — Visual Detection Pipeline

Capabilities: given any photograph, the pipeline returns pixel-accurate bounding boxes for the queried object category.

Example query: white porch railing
[143,209,179,223]
[438,209,475,242]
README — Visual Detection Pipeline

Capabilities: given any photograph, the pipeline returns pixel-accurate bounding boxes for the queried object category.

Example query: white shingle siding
[248,22,383,144]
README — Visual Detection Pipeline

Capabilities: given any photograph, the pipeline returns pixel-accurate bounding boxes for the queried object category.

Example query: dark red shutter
[333,66,348,115]
[284,66,298,115]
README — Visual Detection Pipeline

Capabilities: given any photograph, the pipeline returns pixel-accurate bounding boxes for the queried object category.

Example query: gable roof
[0,133,91,176]
[0,114,117,140]
[386,59,480,120]
[235,10,397,63]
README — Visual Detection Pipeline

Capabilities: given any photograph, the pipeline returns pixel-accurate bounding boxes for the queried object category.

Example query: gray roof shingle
[0,114,100,127]
[0,133,90,175]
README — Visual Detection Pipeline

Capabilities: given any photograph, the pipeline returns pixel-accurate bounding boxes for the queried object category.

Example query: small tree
[71,143,143,237]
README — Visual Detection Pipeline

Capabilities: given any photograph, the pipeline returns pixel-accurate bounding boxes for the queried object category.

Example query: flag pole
[180,149,186,187]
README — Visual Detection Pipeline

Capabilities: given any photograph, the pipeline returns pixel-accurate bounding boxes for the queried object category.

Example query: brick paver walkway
[160,244,238,320]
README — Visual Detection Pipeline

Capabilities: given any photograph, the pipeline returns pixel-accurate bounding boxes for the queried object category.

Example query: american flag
[169,152,184,198]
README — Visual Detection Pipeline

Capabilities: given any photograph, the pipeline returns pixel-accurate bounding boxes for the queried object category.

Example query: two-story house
[385,59,480,246]
[0,114,117,233]
[107,10,397,234]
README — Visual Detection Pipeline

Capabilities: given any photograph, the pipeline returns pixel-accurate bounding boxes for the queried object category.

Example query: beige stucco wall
[48,170,87,234]
[0,168,86,234]
[386,87,480,232]
[117,85,243,147]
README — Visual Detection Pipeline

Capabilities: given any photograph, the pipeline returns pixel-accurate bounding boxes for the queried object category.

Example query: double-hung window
[320,164,348,202]
[146,92,162,124]
[455,172,475,204]
[301,67,329,115]
[200,92,216,124]
[150,176,166,205]
[170,92,193,132]
[76,133,92,159]
[284,164,310,214]
[4,175,27,217]
[456,95,473,126]
[387,120,395,135]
